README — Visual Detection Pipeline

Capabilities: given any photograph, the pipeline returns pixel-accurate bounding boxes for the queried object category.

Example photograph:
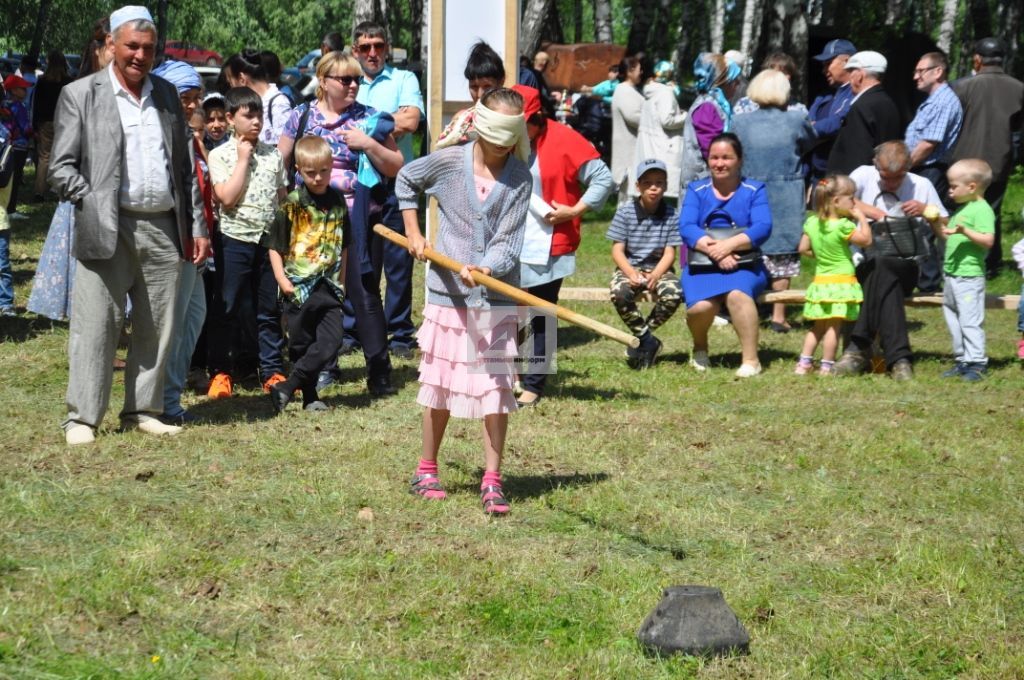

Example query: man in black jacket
[828,51,902,175]
[950,37,1024,276]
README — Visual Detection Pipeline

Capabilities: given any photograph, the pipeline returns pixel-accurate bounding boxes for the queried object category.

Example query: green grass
[1,168,1024,678]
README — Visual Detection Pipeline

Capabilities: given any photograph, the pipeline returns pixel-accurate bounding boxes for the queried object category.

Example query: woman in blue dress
[27,20,113,320]
[679,133,772,377]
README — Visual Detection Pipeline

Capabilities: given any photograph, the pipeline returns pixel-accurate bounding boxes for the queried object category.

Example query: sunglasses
[356,41,387,55]
[324,74,359,86]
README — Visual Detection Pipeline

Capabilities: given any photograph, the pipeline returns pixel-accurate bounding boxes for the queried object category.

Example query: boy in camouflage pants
[607,159,683,369]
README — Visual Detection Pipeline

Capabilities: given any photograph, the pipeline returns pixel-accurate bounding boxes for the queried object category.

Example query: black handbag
[866,191,928,261]
[687,208,762,270]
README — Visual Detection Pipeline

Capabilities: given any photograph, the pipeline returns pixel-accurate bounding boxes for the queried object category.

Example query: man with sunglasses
[904,50,962,292]
[350,21,424,361]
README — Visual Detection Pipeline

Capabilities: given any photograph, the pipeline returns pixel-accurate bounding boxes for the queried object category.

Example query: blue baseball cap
[636,158,667,180]
[813,39,857,62]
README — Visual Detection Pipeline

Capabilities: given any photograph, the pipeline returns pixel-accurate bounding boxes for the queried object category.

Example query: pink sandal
[409,473,447,500]
[481,484,510,515]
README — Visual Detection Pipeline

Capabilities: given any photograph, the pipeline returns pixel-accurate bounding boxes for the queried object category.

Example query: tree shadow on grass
[544,368,651,402]
[0,314,65,343]
[445,462,610,501]
[188,395,279,423]
[556,506,688,561]
[545,323,604,352]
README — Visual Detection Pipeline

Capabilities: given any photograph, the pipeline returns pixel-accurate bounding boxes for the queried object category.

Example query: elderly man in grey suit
[49,6,209,445]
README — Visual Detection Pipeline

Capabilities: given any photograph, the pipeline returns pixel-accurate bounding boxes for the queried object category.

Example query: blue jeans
[163,263,206,416]
[0,230,12,310]
[342,192,415,351]
[213,235,285,379]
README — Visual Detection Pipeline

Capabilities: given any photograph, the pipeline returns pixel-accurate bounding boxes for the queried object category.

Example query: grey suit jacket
[47,68,207,261]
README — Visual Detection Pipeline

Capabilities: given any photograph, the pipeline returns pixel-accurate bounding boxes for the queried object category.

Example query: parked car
[195,65,222,94]
[164,41,222,66]
[64,54,81,77]
[295,49,320,74]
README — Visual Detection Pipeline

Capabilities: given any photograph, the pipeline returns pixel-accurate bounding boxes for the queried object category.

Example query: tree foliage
[3,0,1022,81]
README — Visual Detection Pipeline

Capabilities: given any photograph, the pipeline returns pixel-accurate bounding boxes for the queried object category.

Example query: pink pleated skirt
[417,303,518,419]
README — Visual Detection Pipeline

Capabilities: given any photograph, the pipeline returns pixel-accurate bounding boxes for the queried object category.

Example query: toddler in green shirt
[934,159,996,382]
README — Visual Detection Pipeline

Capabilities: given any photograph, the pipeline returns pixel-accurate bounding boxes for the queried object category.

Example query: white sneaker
[123,414,182,436]
[8,212,29,221]
[689,350,710,372]
[65,423,96,445]
[735,362,763,378]
[712,315,730,327]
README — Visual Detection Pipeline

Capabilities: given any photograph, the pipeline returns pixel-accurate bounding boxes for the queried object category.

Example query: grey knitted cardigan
[396,143,531,307]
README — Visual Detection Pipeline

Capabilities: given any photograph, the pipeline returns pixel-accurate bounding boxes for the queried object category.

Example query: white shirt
[261,84,293,145]
[108,63,174,212]
[850,164,948,218]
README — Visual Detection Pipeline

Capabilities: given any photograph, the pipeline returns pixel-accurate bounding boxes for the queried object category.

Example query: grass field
[1,169,1023,678]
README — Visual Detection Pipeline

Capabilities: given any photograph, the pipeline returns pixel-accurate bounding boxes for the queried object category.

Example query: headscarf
[692,52,739,130]
[152,59,201,94]
[472,97,530,162]
[654,60,675,84]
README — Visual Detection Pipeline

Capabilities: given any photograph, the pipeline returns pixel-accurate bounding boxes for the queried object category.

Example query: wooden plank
[558,287,1022,309]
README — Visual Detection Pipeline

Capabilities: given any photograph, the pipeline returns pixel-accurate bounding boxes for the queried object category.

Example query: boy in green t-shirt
[935,159,996,382]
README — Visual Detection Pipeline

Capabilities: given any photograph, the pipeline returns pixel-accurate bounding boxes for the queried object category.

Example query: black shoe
[638,335,663,369]
[941,363,965,378]
[367,373,398,397]
[625,344,641,370]
[268,383,291,413]
[961,362,987,382]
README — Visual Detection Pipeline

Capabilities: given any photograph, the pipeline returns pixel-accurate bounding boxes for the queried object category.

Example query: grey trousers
[65,212,182,429]
[942,275,987,365]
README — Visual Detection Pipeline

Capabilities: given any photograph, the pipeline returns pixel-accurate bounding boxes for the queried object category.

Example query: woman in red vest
[511,85,615,407]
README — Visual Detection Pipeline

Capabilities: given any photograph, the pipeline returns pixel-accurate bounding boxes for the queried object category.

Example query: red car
[164,41,222,66]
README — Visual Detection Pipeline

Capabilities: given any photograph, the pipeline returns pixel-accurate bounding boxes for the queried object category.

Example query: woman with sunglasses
[278,51,404,397]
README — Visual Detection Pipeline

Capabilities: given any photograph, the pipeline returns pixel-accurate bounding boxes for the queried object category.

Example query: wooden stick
[373,224,640,348]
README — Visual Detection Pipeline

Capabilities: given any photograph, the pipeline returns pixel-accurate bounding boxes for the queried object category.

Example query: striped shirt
[905,83,963,166]
[606,198,681,268]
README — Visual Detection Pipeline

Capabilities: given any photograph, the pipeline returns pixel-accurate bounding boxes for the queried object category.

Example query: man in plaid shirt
[905,50,963,292]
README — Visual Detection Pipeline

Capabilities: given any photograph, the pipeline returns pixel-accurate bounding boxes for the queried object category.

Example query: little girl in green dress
[796,175,873,375]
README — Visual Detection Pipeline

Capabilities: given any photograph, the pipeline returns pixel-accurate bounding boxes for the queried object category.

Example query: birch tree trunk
[740,0,763,61]
[354,0,375,26]
[710,0,727,53]
[998,0,1021,74]
[937,0,959,53]
[522,0,553,57]
[789,4,808,102]
[593,0,613,43]
[421,0,430,66]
